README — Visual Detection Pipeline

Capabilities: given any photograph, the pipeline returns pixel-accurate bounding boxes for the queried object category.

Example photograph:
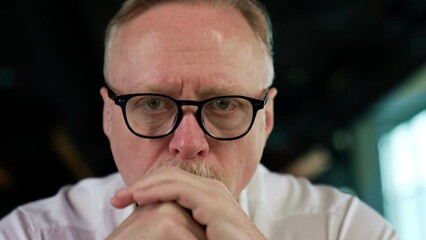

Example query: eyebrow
[198,87,240,97]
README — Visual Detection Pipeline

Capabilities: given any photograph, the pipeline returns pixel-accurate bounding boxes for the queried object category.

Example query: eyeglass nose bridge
[171,99,211,137]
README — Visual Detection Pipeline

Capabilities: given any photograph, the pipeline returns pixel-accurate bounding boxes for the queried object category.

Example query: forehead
[122,2,255,43]
[107,2,267,95]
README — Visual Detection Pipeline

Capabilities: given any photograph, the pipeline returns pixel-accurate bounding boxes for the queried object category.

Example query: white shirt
[0,164,398,239]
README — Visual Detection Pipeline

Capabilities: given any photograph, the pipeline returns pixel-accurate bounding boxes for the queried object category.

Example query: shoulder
[0,172,131,239]
[242,164,399,239]
[245,164,354,217]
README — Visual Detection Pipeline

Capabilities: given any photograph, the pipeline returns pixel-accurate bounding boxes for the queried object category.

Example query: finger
[112,167,231,213]
[111,188,135,208]
[112,167,215,207]
[133,181,195,206]
[166,203,207,240]
[110,167,185,207]
[133,180,233,226]
[108,203,206,240]
[141,202,207,240]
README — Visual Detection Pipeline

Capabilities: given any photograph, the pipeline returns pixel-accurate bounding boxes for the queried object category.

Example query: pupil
[216,99,230,109]
[147,99,161,109]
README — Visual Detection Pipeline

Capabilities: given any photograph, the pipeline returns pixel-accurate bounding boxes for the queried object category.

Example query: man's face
[101,2,276,198]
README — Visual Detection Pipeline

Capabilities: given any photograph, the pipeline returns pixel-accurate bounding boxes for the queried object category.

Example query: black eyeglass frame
[106,85,269,141]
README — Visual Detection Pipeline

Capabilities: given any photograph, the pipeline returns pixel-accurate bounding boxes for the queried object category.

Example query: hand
[107,201,207,240]
[110,167,266,240]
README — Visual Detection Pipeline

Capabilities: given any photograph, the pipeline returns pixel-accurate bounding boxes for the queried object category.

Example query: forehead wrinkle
[196,87,240,98]
[139,72,236,97]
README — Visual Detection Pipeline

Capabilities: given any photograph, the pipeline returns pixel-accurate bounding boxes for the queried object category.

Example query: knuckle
[157,217,177,232]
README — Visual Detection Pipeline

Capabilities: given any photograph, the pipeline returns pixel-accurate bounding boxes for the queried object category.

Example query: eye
[209,98,237,111]
[145,98,162,110]
[213,98,234,111]
[134,96,174,111]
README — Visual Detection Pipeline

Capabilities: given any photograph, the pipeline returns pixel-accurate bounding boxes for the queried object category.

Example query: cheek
[238,119,266,190]
[108,114,160,185]
[221,124,265,196]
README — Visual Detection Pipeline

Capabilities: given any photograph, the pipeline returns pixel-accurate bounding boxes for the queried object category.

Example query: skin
[100,2,277,239]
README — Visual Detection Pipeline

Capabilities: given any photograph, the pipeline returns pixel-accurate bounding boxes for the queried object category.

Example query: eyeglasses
[106,85,269,141]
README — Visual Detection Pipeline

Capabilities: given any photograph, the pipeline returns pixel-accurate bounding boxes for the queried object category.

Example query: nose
[168,110,209,159]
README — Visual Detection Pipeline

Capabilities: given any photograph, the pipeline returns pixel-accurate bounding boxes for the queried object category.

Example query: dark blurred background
[1,0,425,226]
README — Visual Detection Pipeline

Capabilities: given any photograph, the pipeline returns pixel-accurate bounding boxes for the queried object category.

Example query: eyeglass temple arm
[105,84,117,100]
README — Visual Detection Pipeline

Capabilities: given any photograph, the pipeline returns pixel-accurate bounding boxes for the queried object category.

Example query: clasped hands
[107,167,265,239]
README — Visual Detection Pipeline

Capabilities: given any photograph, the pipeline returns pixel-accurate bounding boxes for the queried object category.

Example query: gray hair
[104,0,275,87]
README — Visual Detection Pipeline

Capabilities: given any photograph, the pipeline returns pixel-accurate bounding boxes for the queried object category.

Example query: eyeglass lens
[124,95,253,138]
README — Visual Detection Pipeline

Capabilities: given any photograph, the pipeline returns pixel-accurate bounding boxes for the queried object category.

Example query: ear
[264,87,277,140]
[100,87,113,137]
